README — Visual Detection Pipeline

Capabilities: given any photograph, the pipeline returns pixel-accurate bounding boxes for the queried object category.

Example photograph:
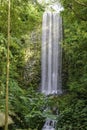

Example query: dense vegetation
[57,0,87,130]
[0,0,87,130]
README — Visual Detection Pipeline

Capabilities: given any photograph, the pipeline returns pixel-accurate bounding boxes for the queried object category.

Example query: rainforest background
[0,0,87,129]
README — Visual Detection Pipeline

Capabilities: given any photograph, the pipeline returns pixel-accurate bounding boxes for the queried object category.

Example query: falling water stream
[41,11,62,95]
[42,118,56,130]
[41,2,63,129]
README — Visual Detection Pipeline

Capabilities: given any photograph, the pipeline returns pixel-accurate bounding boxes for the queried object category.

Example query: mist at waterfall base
[41,11,62,95]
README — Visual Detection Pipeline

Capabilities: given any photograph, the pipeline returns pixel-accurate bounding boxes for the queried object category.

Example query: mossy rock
[0,112,13,127]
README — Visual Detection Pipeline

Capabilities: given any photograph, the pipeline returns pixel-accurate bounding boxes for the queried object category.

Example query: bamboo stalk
[4,0,10,130]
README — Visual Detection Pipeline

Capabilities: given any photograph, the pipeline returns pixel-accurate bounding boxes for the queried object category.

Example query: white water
[42,118,56,130]
[41,11,62,95]
[41,2,63,130]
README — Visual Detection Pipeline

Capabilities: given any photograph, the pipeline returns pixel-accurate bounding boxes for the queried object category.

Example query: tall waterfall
[41,11,62,95]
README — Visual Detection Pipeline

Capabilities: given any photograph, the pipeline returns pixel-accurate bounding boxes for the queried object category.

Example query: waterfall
[41,11,62,95]
[42,118,56,130]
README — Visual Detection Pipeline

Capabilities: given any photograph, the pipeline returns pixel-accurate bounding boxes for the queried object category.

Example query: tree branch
[74,0,87,7]
[72,7,87,21]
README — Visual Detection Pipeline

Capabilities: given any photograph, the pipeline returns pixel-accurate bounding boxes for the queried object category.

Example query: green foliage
[0,0,87,129]
[56,93,87,130]
[61,0,87,21]
[0,0,43,90]
[61,0,87,93]
[9,86,57,129]
[0,0,43,129]
[9,87,44,129]
[23,28,42,88]
[56,1,87,130]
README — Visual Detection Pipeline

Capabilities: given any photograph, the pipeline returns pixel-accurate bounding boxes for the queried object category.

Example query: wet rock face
[23,28,41,87]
